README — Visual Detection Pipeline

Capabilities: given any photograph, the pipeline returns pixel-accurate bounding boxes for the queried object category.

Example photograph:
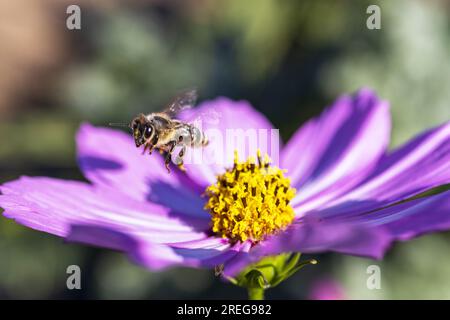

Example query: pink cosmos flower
[1,88,449,278]
[308,278,346,300]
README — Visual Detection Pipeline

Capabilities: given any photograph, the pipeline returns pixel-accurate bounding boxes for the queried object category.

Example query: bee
[111,89,208,173]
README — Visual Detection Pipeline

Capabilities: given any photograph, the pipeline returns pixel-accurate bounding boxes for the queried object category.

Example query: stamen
[205,150,296,243]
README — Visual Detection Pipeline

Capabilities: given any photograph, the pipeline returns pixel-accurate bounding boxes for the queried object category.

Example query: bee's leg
[142,144,149,155]
[164,141,177,173]
[148,144,155,155]
[149,134,158,155]
[142,143,155,155]
[176,145,187,172]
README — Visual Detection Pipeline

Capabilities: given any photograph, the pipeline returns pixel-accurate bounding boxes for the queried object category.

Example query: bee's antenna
[108,122,130,128]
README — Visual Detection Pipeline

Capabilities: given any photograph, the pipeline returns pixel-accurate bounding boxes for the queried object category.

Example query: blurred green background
[1,0,449,299]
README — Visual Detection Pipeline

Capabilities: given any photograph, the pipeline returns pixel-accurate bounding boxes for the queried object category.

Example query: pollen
[204,150,296,243]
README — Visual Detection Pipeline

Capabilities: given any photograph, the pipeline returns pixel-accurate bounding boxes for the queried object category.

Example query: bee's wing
[162,89,198,117]
[187,108,222,126]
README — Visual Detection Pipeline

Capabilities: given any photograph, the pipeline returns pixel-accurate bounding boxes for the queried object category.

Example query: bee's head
[130,114,154,147]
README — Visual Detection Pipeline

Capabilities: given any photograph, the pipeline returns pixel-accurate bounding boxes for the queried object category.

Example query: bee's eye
[144,126,152,139]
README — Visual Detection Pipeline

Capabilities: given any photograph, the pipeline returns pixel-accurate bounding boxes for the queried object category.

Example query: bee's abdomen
[201,131,208,146]
[188,125,207,148]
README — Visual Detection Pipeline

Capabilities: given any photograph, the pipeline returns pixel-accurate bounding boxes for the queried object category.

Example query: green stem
[248,288,265,300]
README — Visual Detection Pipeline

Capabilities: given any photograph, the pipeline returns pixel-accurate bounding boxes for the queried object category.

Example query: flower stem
[248,288,265,300]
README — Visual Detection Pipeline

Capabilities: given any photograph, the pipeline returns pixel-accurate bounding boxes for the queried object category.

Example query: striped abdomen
[188,125,208,147]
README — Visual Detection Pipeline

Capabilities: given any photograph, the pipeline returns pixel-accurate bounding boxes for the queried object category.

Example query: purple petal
[76,123,208,219]
[225,189,450,276]
[178,97,277,187]
[383,191,450,240]
[68,225,242,270]
[281,88,391,215]
[322,190,450,241]
[289,191,450,260]
[321,121,450,215]
[224,219,391,276]
[1,177,208,241]
[0,176,240,269]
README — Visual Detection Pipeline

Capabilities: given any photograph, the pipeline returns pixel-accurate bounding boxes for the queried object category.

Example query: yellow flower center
[204,151,296,243]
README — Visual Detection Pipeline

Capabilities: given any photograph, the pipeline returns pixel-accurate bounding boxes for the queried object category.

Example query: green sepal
[227,252,318,300]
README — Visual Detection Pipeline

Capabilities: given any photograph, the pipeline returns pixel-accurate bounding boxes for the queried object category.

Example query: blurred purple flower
[1,88,449,276]
[308,278,346,300]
